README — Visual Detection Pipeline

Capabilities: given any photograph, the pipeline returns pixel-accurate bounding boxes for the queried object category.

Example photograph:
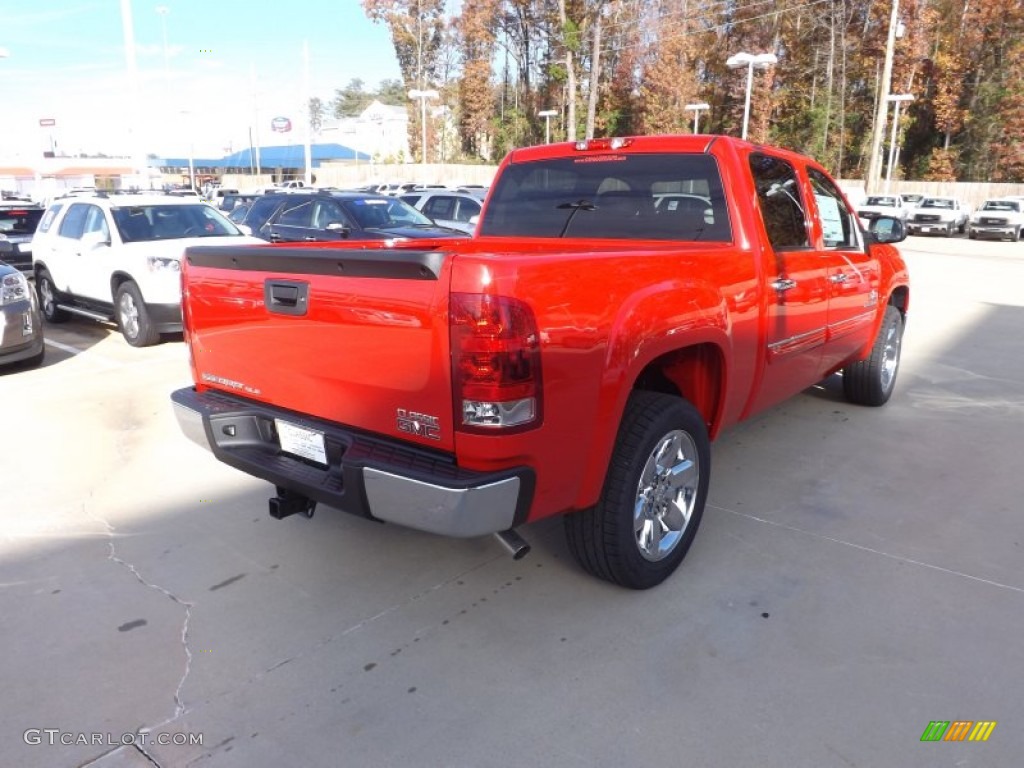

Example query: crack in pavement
[87,507,195,735]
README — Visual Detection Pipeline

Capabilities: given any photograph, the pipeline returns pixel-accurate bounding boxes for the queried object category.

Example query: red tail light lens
[450,292,542,431]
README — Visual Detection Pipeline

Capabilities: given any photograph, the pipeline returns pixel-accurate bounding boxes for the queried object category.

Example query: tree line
[351,0,1023,182]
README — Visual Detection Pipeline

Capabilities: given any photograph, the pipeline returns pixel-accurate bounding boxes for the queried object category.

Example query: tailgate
[183,245,456,452]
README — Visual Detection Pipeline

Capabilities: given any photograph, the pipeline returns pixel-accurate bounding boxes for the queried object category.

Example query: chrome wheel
[634,429,700,562]
[39,279,55,314]
[880,316,901,393]
[119,290,140,340]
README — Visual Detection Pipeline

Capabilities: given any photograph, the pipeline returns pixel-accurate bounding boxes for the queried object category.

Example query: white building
[321,101,410,165]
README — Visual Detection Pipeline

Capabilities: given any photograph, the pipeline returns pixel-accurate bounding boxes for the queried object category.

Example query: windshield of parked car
[0,208,44,236]
[980,200,1019,212]
[478,153,730,241]
[339,198,434,229]
[920,198,954,209]
[864,197,899,206]
[111,204,242,242]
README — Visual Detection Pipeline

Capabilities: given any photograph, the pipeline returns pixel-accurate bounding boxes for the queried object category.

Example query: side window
[246,197,285,230]
[83,205,111,240]
[58,203,89,240]
[454,198,481,223]
[38,204,64,233]
[807,169,859,249]
[275,199,314,227]
[423,196,456,219]
[749,153,809,250]
[313,201,349,228]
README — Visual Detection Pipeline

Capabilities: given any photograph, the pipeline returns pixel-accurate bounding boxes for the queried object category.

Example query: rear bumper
[171,387,533,538]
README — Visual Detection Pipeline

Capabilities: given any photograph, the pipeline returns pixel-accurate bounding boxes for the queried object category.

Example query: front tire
[843,305,903,406]
[115,282,160,347]
[36,273,69,323]
[564,391,710,589]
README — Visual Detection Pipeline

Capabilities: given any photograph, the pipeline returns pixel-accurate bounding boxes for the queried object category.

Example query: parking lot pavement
[3,239,1023,767]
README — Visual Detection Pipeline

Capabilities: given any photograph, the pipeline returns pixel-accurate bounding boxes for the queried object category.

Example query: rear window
[0,208,44,235]
[478,153,731,241]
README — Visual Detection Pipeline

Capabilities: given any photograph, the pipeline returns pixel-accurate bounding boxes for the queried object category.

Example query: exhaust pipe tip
[494,529,531,560]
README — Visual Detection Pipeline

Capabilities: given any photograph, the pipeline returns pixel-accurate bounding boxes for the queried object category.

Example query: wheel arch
[110,271,137,300]
[632,342,727,439]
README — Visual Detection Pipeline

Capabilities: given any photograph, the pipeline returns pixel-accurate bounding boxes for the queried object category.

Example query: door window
[58,204,89,239]
[749,153,810,250]
[275,199,314,227]
[454,198,481,223]
[807,168,859,249]
[83,205,110,240]
[423,196,456,219]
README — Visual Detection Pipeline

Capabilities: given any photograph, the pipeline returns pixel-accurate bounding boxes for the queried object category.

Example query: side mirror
[867,216,907,244]
[468,215,480,226]
[237,224,253,236]
[80,231,111,250]
[325,222,350,237]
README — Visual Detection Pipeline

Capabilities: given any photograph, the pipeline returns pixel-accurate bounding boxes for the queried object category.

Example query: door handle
[268,231,282,242]
[264,280,309,316]
[303,236,317,241]
[829,273,849,284]
[771,278,797,292]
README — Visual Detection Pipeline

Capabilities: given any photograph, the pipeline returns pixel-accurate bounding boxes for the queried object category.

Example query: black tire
[36,272,69,323]
[944,222,954,237]
[968,230,977,240]
[115,281,160,347]
[564,391,711,589]
[843,305,903,406]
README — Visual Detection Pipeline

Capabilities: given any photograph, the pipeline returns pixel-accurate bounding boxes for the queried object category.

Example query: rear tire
[843,305,903,406]
[36,273,69,323]
[564,391,710,589]
[115,281,160,347]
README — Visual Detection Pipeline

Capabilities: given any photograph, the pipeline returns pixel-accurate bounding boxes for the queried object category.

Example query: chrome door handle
[771,278,797,292]
[303,236,317,241]
[829,273,849,284]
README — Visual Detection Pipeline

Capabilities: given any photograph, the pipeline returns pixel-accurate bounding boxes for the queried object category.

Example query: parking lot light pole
[538,109,557,143]
[884,94,914,195]
[408,89,439,169]
[684,102,710,133]
[726,52,777,141]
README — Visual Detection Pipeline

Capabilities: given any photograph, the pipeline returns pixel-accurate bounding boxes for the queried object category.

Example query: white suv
[32,194,262,346]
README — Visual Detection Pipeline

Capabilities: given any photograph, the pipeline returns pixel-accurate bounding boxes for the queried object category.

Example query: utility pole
[866,0,900,194]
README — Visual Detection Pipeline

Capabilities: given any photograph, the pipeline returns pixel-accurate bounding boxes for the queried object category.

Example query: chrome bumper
[171,388,531,538]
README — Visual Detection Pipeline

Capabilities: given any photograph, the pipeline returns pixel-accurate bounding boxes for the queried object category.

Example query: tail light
[450,292,542,432]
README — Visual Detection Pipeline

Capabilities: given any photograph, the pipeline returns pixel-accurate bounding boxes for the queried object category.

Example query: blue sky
[1,1,405,158]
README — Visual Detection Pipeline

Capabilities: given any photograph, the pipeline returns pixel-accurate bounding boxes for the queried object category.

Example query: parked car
[905,196,970,236]
[399,190,483,234]
[857,195,909,225]
[234,191,469,243]
[31,193,263,346]
[0,203,45,275]
[968,198,1024,241]
[0,254,44,369]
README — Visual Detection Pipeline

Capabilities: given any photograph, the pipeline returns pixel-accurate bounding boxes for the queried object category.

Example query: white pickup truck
[856,195,909,226]
[968,198,1024,241]
[906,196,970,237]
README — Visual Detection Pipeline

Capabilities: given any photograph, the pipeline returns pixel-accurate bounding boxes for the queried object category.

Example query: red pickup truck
[172,135,909,589]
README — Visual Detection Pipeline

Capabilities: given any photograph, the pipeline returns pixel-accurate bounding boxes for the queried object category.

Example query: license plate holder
[275,418,327,466]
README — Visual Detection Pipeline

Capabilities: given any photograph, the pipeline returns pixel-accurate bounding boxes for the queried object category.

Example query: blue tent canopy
[222,143,370,168]
[159,143,370,171]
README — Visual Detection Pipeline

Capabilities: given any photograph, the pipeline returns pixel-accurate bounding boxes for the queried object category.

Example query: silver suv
[32,193,262,346]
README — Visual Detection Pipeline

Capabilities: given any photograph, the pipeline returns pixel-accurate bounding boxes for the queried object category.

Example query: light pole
[884,94,914,194]
[684,102,710,133]
[408,88,439,169]
[538,109,557,143]
[155,5,170,89]
[726,52,777,141]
